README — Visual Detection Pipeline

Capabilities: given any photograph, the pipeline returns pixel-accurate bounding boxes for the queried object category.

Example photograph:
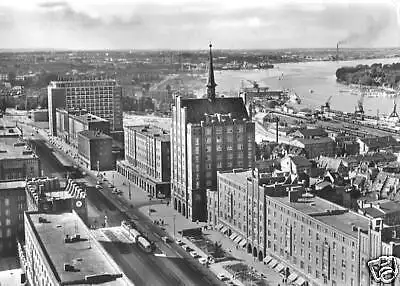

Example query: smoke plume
[338,14,389,46]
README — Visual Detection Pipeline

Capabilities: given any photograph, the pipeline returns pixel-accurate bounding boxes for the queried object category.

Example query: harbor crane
[246,80,259,91]
[321,95,332,112]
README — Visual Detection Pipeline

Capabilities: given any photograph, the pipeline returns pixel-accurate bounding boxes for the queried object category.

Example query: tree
[0,97,6,113]
[213,241,224,258]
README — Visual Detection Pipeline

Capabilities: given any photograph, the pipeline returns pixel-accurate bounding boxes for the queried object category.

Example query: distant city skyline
[1,0,400,50]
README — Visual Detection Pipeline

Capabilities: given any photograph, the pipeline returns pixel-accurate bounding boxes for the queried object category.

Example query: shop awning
[294,277,306,286]
[229,232,238,240]
[216,223,223,230]
[274,263,285,273]
[288,273,298,282]
[239,239,247,248]
[220,226,228,234]
[268,259,279,268]
[263,255,272,264]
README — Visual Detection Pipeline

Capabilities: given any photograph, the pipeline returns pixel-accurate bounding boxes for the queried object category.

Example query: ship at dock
[239,80,301,107]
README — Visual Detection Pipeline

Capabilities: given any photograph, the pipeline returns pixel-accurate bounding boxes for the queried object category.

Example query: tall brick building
[171,44,255,222]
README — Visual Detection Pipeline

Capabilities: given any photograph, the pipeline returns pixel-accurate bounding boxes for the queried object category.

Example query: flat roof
[218,169,253,187]
[0,142,38,160]
[272,194,370,238]
[126,125,170,142]
[26,212,125,285]
[0,268,23,286]
[78,130,112,140]
[0,180,26,190]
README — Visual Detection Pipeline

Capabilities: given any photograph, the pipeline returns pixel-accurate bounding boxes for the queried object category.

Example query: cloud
[37,1,69,9]
[0,1,398,49]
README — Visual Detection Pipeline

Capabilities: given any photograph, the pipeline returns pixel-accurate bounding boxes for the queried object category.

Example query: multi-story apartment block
[214,169,400,286]
[171,44,255,222]
[117,125,170,198]
[56,108,110,147]
[0,141,40,181]
[0,180,26,256]
[48,78,122,136]
[19,210,129,286]
[77,130,114,171]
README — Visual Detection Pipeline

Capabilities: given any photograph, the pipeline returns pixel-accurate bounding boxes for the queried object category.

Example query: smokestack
[336,42,339,61]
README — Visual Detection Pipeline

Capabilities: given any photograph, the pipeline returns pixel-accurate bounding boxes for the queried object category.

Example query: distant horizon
[1,0,400,50]
[2,46,400,53]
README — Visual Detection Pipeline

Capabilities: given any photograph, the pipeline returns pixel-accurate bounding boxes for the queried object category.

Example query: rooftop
[0,142,37,160]
[289,156,312,167]
[293,128,327,138]
[293,137,334,145]
[126,125,170,142]
[218,169,253,187]
[180,97,249,124]
[0,180,26,191]
[78,130,112,140]
[272,194,370,238]
[0,268,23,286]
[26,211,125,285]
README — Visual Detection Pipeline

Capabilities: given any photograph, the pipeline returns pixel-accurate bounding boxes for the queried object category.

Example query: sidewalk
[139,203,285,286]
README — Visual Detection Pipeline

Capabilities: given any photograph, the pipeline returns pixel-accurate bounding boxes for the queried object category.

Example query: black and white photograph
[1,0,400,285]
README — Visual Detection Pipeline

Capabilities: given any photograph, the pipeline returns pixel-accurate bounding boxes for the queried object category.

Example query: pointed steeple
[206,43,217,100]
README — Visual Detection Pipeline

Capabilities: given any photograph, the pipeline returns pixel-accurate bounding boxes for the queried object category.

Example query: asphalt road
[15,119,223,286]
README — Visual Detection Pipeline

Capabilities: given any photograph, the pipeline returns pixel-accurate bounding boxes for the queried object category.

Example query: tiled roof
[295,128,327,138]
[290,156,312,167]
[359,136,398,149]
[180,97,249,123]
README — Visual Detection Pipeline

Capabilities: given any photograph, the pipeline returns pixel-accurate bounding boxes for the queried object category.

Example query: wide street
[9,112,223,286]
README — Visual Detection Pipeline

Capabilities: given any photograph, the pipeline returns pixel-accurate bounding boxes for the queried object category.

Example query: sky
[1,0,400,50]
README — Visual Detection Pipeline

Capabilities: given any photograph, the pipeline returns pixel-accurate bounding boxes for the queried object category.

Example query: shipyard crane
[321,96,332,112]
[246,80,259,90]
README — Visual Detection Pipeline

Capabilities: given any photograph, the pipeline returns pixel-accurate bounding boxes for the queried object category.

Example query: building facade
[0,141,40,181]
[48,78,122,136]
[0,180,26,257]
[214,169,400,286]
[56,108,110,147]
[117,125,170,198]
[171,45,255,222]
[19,210,128,286]
[77,130,113,171]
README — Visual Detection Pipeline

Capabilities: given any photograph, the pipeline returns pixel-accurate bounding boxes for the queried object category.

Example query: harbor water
[212,57,400,116]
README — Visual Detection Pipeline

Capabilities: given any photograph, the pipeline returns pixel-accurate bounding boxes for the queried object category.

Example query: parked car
[190,251,201,259]
[217,274,230,281]
[180,244,187,250]
[184,246,193,252]
[95,185,103,189]
[161,236,171,243]
[198,257,208,265]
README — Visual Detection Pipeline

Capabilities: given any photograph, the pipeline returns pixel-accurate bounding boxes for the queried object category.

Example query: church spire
[206,43,217,100]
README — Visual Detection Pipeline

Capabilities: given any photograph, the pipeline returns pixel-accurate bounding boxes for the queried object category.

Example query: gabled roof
[290,156,312,167]
[294,137,334,145]
[317,156,346,172]
[180,97,249,123]
[358,136,398,149]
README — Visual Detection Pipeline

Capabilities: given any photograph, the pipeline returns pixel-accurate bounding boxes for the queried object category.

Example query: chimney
[336,43,339,61]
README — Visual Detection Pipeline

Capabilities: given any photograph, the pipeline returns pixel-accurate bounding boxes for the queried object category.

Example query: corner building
[171,44,255,222]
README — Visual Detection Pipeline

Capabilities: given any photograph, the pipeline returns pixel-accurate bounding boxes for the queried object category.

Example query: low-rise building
[18,210,131,286]
[290,127,328,139]
[117,125,170,198]
[30,109,49,122]
[281,155,313,175]
[290,137,336,159]
[0,180,26,256]
[56,108,110,147]
[0,141,40,181]
[78,130,113,171]
[357,136,398,154]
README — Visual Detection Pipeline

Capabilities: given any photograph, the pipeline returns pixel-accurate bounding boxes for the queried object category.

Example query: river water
[213,57,400,116]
